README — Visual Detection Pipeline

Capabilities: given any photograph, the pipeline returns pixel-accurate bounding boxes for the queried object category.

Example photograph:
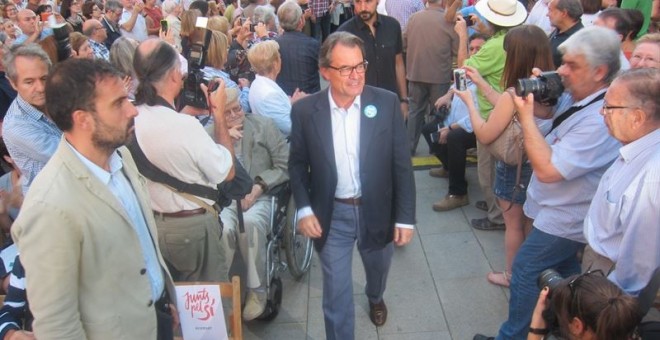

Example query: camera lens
[516,78,542,97]
[538,269,563,291]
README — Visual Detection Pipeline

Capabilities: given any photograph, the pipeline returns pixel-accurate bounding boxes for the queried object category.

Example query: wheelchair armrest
[266,182,291,200]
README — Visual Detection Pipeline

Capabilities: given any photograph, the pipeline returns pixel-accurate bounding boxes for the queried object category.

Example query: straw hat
[475,0,528,27]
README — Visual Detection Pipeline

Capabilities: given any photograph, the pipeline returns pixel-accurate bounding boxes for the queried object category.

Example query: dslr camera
[180,18,218,109]
[515,71,564,106]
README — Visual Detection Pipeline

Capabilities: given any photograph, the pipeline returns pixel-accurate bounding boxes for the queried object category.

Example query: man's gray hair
[3,43,51,83]
[319,32,365,68]
[559,26,620,84]
[277,0,302,32]
[162,0,178,16]
[105,0,122,12]
[253,5,277,28]
[556,0,584,21]
[615,68,660,122]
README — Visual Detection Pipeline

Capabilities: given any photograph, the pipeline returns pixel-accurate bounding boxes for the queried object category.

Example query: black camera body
[52,24,71,62]
[181,29,213,109]
[516,71,564,106]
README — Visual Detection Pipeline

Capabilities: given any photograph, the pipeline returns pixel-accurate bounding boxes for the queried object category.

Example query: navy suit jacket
[289,86,416,251]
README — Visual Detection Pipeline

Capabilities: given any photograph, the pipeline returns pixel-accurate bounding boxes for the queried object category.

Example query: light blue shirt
[524,89,621,243]
[443,83,476,133]
[249,74,292,136]
[68,144,165,301]
[12,28,53,45]
[584,128,660,296]
[2,95,62,194]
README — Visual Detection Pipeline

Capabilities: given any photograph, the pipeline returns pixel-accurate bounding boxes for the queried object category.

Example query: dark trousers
[156,294,174,340]
[422,121,476,195]
[312,12,331,42]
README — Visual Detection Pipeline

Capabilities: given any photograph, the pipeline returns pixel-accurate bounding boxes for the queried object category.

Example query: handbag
[484,92,525,167]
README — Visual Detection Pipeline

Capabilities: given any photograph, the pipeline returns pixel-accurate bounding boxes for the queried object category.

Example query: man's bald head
[133,38,180,105]
[16,9,38,34]
[83,19,107,42]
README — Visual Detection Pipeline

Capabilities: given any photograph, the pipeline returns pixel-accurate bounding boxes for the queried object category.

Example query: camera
[515,71,564,106]
[538,269,564,296]
[454,69,467,91]
[180,19,213,109]
[462,15,475,26]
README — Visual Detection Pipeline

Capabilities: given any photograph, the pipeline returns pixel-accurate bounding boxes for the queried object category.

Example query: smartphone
[195,16,208,29]
[40,12,51,22]
[454,69,467,91]
[160,19,168,32]
[462,15,474,27]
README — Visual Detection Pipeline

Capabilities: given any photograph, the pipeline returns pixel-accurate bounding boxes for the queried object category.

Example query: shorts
[494,160,532,205]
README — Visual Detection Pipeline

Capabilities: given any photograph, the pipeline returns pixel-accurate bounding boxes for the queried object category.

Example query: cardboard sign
[175,284,228,340]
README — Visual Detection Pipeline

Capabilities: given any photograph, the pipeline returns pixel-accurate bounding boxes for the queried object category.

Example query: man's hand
[133,2,144,15]
[434,91,452,109]
[510,91,536,123]
[169,304,180,332]
[438,127,449,144]
[291,88,308,103]
[201,79,227,115]
[240,184,263,211]
[454,15,468,39]
[400,102,409,121]
[393,227,413,246]
[297,215,322,239]
[228,124,243,140]
[237,78,250,89]
[5,329,36,340]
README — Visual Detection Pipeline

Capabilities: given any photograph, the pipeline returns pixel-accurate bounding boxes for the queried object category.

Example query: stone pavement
[239,167,512,340]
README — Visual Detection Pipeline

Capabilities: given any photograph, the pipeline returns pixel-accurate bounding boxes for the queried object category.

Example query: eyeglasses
[568,269,604,318]
[224,106,242,116]
[600,103,634,116]
[630,54,658,65]
[327,61,368,77]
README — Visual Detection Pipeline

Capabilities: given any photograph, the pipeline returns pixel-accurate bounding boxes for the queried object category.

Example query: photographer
[132,38,236,282]
[530,272,641,340]
[473,26,623,340]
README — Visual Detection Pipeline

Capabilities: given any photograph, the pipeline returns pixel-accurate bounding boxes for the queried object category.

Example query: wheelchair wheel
[283,197,314,280]
[256,277,282,321]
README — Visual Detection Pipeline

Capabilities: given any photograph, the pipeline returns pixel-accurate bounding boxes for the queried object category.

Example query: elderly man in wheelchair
[218,87,290,321]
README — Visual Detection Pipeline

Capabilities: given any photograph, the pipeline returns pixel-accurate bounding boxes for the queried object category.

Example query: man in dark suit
[289,31,416,340]
[275,0,320,96]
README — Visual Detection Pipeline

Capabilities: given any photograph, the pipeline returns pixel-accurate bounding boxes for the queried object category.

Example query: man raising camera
[132,38,235,282]
[474,26,623,340]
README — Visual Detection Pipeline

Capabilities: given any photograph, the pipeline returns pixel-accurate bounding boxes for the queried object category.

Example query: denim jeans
[496,227,585,340]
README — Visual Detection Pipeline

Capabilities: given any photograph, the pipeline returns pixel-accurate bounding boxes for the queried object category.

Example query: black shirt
[275,31,321,96]
[102,17,122,50]
[337,14,403,96]
[0,72,17,120]
[549,21,584,68]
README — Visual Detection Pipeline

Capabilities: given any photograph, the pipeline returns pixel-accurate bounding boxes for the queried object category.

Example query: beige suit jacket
[12,138,175,340]
[239,114,289,189]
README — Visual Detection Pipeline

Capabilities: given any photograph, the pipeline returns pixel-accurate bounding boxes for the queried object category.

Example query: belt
[334,197,361,205]
[153,208,206,218]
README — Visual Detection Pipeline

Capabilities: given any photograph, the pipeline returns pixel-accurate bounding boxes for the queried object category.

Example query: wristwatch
[400,97,409,104]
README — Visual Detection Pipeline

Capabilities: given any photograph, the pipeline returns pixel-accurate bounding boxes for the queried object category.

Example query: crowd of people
[0,0,658,339]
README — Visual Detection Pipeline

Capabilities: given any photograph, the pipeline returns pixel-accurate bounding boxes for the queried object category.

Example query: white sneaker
[242,290,267,321]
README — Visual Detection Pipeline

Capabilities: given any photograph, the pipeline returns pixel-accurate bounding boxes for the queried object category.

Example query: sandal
[487,271,511,288]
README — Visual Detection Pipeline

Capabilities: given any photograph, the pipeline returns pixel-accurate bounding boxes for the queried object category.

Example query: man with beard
[11,58,178,339]
[337,0,409,120]
[2,43,62,194]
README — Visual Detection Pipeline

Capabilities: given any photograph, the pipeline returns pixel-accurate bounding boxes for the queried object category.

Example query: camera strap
[549,92,605,133]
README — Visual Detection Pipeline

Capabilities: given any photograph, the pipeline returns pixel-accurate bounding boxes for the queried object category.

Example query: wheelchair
[244,182,313,321]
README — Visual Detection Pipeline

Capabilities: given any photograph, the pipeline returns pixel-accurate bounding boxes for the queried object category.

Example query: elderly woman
[162,0,182,52]
[247,40,305,136]
[109,37,139,100]
[631,33,660,69]
[143,0,163,36]
[69,31,94,59]
[203,30,251,112]
[218,87,289,322]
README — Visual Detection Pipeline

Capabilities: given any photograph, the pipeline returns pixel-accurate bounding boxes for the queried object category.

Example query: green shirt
[465,29,507,119]
[621,0,652,38]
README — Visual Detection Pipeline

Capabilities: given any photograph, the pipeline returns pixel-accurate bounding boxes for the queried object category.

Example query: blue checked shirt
[89,38,110,61]
[2,96,62,194]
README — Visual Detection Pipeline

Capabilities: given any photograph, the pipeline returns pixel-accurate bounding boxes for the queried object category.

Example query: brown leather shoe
[429,168,449,178]
[369,300,388,326]
[432,194,469,212]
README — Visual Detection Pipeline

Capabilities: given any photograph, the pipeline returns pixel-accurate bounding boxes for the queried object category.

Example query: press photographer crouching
[130,38,236,282]
[529,270,641,340]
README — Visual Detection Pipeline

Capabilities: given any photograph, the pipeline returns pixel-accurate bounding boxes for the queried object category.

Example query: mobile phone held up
[160,19,168,33]
[454,69,467,92]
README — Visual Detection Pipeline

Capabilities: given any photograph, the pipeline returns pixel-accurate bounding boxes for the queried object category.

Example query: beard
[359,10,374,22]
[91,116,134,153]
